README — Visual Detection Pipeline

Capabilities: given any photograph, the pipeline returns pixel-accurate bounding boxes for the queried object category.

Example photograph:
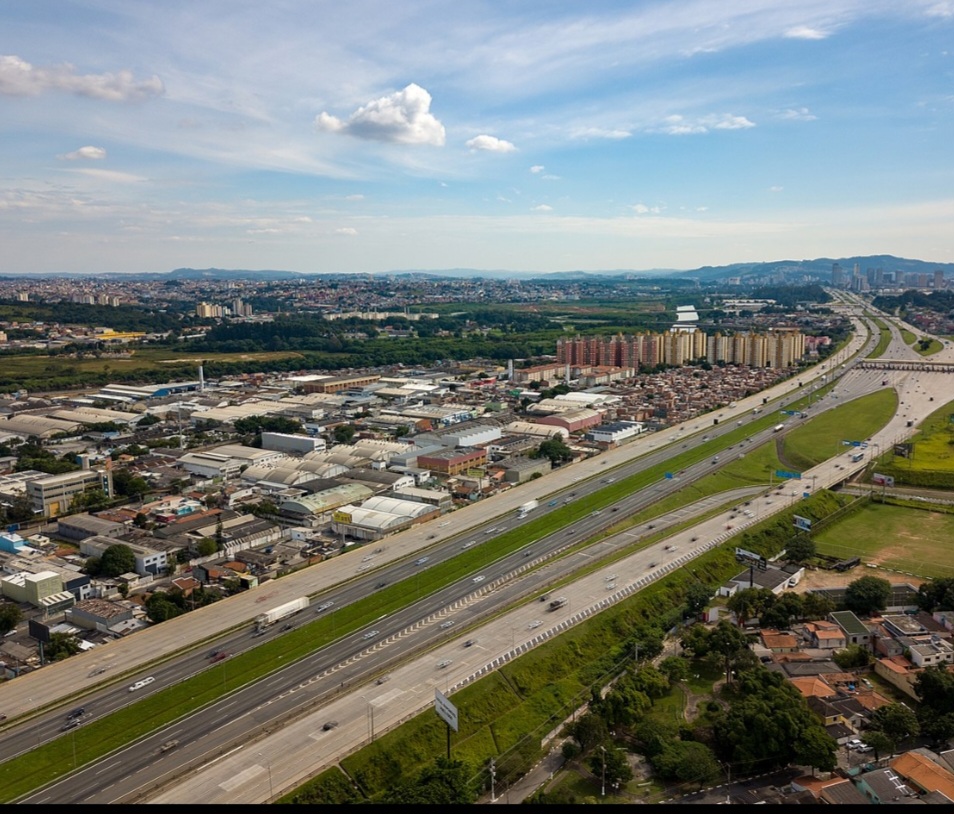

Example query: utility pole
[490,757,497,802]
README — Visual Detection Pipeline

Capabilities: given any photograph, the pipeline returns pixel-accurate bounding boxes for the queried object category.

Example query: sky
[2,0,954,276]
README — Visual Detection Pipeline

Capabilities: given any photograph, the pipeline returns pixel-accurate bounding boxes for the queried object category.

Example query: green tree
[832,643,872,669]
[112,469,150,498]
[196,537,218,557]
[567,711,610,753]
[99,544,137,578]
[868,702,920,745]
[844,575,891,615]
[726,587,776,628]
[916,577,954,612]
[801,591,835,620]
[144,593,185,623]
[684,581,713,618]
[793,726,838,775]
[45,631,82,661]
[536,437,573,464]
[332,423,356,445]
[863,730,895,761]
[630,664,670,702]
[587,743,633,795]
[785,536,816,564]
[708,619,751,684]
[652,740,721,785]
[70,487,110,513]
[380,756,476,804]
[679,623,711,659]
[0,602,23,635]
[760,592,803,630]
[658,656,690,684]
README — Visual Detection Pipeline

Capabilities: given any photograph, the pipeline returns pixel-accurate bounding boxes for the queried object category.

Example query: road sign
[775,469,801,480]
[435,688,459,732]
[664,472,673,479]
[793,515,812,531]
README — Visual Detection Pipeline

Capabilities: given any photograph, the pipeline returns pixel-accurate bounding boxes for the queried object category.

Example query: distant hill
[2,256,951,282]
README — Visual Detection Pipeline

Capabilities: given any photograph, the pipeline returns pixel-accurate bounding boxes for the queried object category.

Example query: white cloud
[924,2,954,19]
[631,203,662,215]
[710,114,755,130]
[66,168,147,183]
[344,194,364,201]
[530,165,545,174]
[569,126,631,140]
[784,26,829,40]
[0,54,163,101]
[531,204,553,212]
[335,227,358,236]
[654,113,754,135]
[779,107,817,121]
[466,134,517,152]
[769,186,784,193]
[656,115,707,135]
[60,146,107,161]
[314,83,445,146]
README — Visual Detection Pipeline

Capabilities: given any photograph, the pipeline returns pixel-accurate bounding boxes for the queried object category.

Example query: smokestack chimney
[198,364,204,392]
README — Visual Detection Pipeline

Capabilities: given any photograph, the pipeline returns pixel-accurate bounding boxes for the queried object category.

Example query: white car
[362,629,379,640]
[437,659,453,669]
[528,620,542,629]
[128,676,155,693]
[473,575,485,583]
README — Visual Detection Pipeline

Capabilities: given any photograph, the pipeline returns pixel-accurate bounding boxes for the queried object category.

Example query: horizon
[3,2,954,275]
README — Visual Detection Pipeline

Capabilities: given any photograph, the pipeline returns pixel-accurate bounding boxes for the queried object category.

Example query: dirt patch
[793,566,925,593]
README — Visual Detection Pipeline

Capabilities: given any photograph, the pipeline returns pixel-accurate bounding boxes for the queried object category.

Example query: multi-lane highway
[8,300,951,803]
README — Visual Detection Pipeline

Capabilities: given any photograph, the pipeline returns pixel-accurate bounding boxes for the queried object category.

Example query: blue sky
[2,0,953,275]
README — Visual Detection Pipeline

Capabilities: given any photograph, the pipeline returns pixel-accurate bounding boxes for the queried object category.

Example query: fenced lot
[813,501,954,579]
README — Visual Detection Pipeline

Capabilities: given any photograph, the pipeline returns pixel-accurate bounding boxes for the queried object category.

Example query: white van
[128,676,155,693]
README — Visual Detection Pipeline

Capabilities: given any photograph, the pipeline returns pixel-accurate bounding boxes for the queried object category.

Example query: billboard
[332,510,352,523]
[435,688,459,732]
[872,473,895,487]
[793,515,812,532]
[28,618,52,644]
[775,469,801,480]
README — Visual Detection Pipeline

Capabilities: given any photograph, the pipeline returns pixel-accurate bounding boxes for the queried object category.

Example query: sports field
[813,501,954,579]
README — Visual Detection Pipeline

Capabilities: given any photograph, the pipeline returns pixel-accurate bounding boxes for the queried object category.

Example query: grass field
[814,502,954,578]
[884,398,954,475]
[866,315,891,358]
[914,337,944,356]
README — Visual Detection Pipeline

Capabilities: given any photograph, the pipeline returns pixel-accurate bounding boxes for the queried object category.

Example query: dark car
[211,651,230,662]
[322,721,339,731]
[375,581,387,589]
[67,706,85,719]
[281,623,293,631]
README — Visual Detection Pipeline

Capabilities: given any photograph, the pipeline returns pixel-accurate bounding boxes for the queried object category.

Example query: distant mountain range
[2,255,952,283]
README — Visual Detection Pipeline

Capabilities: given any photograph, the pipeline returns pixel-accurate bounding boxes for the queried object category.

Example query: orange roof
[891,751,954,800]
[790,675,836,698]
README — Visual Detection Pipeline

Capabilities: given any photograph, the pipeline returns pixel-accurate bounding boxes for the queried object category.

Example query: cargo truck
[255,596,309,631]
[773,424,785,433]
[517,499,539,518]
[547,596,568,611]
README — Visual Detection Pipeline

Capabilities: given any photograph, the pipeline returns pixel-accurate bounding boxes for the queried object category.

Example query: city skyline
[2,1,954,275]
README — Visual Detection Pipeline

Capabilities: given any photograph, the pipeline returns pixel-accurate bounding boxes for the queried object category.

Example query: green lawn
[914,337,944,356]
[814,502,954,578]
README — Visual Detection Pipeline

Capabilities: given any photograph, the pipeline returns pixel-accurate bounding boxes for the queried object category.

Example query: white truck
[255,596,309,631]
[517,499,539,518]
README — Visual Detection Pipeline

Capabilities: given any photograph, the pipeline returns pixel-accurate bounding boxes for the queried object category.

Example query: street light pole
[258,752,274,800]
[600,745,606,797]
